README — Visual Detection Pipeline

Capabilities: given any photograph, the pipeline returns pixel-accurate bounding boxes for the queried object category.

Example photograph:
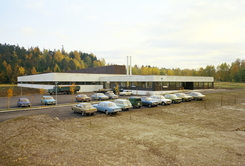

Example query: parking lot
[1,89,245,165]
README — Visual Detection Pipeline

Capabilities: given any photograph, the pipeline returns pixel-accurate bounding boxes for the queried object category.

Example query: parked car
[119,90,133,96]
[164,94,182,104]
[175,93,193,102]
[17,98,31,107]
[141,97,158,107]
[91,93,109,100]
[105,91,119,99]
[150,95,172,105]
[75,94,91,102]
[71,103,97,116]
[114,99,132,111]
[41,96,56,105]
[93,101,122,115]
[189,92,206,100]
[128,96,142,108]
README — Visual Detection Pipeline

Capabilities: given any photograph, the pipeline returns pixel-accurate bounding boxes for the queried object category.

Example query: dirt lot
[1,90,245,165]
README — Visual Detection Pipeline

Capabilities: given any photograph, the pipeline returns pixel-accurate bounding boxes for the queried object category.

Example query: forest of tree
[0,43,106,83]
[0,43,245,84]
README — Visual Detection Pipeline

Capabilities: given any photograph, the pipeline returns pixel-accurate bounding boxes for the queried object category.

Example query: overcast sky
[1,0,245,69]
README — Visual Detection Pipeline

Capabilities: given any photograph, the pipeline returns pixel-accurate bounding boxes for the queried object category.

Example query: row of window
[19,81,214,90]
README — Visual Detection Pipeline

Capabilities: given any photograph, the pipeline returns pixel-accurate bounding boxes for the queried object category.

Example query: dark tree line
[1,43,245,84]
[0,43,106,83]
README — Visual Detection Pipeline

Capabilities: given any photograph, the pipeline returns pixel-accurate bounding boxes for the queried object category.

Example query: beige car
[75,94,91,102]
[175,93,193,102]
[72,103,97,116]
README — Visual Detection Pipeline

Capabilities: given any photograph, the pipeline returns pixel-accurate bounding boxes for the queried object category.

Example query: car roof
[19,98,28,100]
[99,101,113,104]
[77,103,90,105]
[114,99,128,101]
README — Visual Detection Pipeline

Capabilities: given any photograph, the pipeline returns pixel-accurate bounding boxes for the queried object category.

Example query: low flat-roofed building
[17,72,214,95]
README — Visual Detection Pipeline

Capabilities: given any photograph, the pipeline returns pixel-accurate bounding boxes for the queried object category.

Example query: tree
[230,62,240,82]
[18,66,25,76]
[73,51,81,61]
[84,56,92,68]
[68,60,76,70]
[238,67,245,82]
[31,67,37,74]
[216,63,230,81]
[53,64,61,72]
[54,50,64,62]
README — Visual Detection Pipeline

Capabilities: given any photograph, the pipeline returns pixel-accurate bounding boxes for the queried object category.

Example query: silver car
[189,92,206,100]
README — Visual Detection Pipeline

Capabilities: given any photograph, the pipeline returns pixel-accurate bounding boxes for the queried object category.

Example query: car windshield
[98,93,104,96]
[171,95,177,99]
[159,96,165,99]
[108,103,117,107]
[45,97,54,100]
[80,94,87,97]
[143,97,151,101]
[196,93,203,96]
[20,98,29,102]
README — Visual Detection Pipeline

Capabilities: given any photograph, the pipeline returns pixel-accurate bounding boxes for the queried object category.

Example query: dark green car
[128,97,142,108]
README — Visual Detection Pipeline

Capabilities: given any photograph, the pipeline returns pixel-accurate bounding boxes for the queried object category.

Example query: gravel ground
[1,90,245,166]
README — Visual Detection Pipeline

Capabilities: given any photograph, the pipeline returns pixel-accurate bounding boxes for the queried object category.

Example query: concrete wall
[17,84,103,92]
[18,73,125,82]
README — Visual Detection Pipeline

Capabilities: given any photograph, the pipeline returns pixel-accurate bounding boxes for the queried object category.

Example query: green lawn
[214,82,245,89]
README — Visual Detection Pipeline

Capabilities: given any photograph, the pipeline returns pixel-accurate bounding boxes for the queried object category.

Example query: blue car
[93,101,122,115]
[141,97,158,107]
[17,98,31,107]
[41,96,56,105]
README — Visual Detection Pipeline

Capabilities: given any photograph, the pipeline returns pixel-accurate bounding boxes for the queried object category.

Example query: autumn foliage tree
[1,43,245,83]
[0,43,106,83]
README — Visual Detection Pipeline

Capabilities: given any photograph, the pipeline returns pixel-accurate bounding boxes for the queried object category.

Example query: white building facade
[17,72,214,95]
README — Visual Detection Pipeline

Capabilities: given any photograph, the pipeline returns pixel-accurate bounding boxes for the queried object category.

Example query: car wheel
[162,102,165,106]
[45,102,47,105]
[148,104,151,107]
[105,110,108,115]
[82,112,85,116]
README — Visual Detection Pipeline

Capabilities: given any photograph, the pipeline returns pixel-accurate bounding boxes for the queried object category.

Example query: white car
[91,93,109,100]
[119,90,133,96]
[114,99,132,111]
[105,91,119,99]
[150,95,172,105]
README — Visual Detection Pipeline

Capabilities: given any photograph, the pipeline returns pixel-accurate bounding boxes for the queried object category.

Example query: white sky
[1,0,245,69]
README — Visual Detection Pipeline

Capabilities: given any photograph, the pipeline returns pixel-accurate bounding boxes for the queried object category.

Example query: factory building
[17,65,214,95]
